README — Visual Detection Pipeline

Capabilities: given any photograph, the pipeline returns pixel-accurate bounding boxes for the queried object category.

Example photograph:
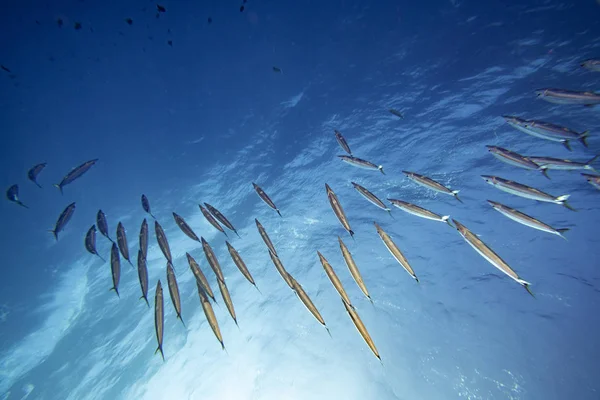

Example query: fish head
[452,219,467,234]
[485,145,499,153]
[481,175,496,185]
[401,170,412,177]
[502,115,526,126]
[534,89,550,98]
[325,183,333,193]
[486,200,500,208]
[252,182,258,188]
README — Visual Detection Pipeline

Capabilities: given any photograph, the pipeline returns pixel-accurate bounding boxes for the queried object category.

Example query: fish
[74,21,82,30]
[208,17,212,24]
[27,163,46,188]
[388,199,451,226]
[201,237,225,282]
[49,202,76,240]
[527,155,599,174]
[288,274,328,330]
[141,194,156,219]
[56,18,63,27]
[338,237,371,301]
[486,146,548,179]
[6,184,28,208]
[226,241,258,289]
[155,280,165,361]
[317,251,353,307]
[481,175,575,211]
[334,130,352,155]
[167,40,173,47]
[217,278,238,326]
[139,218,148,258]
[487,200,569,239]
[96,209,113,242]
[502,115,589,151]
[1,65,11,73]
[252,183,282,217]
[389,108,404,119]
[173,212,200,242]
[272,66,283,73]
[199,204,228,237]
[85,225,105,261]
[166,261,185,327]
[255,219,279,257]
[269,249,294,289]
[373,222,418,282]
[204,203,239,237]
[240,4,245,12]
[582,173,600,190]
[453,219,533,296]
[54,159,98,194]
[125,18,133,25]
[351,182,391,214]
[196,281,225,349]
[342,299,380,361]
[535,88,600,106]
[137,250,149,307]
[116,222,133,267]
[186,252,216,302]
[157,4,166,13]
[402,171,461,202]
[581,59,600,72]
[325,184,354,238]
[338,155,384,174]
[154,220,173,263]
[110,242,121,297]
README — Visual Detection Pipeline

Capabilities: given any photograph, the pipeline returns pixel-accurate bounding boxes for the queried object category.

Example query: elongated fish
[173,212,200,242]
[204,203,240,238]
[403,171,461,202]
[389,108,404,119]
[6,184,28,208]
[453,219,533,295]
[338,155,384,174]
[255,218,278,257]
[166,261,185,326]
[581,59,600,72]
[155,220,173,263]
[351,182,391,214]
[85,225,105,261]
[50,202,76,240]
[252,183,282,217]
[288,274,328,330]
[217,278,237,326]
[528,155,599,174]
[196,281,225,349]
[326,184,354,238]
[481,175,575,211]
[199,204,228,237]
[137,250,149,307]
[269,249,294,289]
[141,194,156,219]
[97,210,113,242]
[186,252,216,301]
[388,199,451,225]
[201,237,225,282]
[27,163,46,188]
[334,129,352,155]
[139,218,148,258]
[374,222,418,282]
[116,222,133,267]
[110,242,121,297]
[226,241,258,289]
[338,237,371,301]
[317,251,352,307]
[503,115,588,151]
[535,88,600,106]
[487,200,569,239]
[582,173,600,190]
[342,299,380,360]
[155,280,165,361]
[486,146,548,179]
[54,159,98,194]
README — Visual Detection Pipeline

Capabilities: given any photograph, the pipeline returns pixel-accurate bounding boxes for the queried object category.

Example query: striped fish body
[155,280,164,360]
[139,219,148,258]
[334,130,352,154]
[201,238,225,282]
[373,222,418,282]
[535,88,600,105]
[487,200,568,238]
[351,182,389,211]
[338,155,384,174]
[186,252,216,301]
[486,146,541,171]
[528,155,599,173]
[388,199,450,224]
[481,175,572,209]
[326,184,354,237]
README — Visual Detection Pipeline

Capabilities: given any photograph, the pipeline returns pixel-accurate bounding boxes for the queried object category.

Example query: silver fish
[97,209,112,242]
[338,237,371,301]
[487,200,569,239]
[334,129,352,155]
[255,218,278,257]
[503,115,589,151]
[269,249,294,289]
[139,218,148,258]
[403,171,462,202]
[110,242,121,297]
[374,222,419,282]
[338,155,384,174]
[186,252,216,302]
[204,202,240,238]
[389,108,404,119]
[201,237,225,282]
[166,261,185,327]
[581,59,600,72]
[85,225,105,261]
[317,251,353,307]
[453,219,533,296]
[6,184,28,208]
[196,281,224,350]
[50,202,76,240]
[486,146,548,179]
[141,194,156,219]
[252,183,282,217]
[216,277,238,326]
[27,163,46,188]
[173,212,200,242]
[326,184,354,238]
[388,198,451,225]
[528,155,599,174]
[54,159,98,194]
[288,274,328,330]
[137,249,149,307]
[154,220,173,263]
[342,298,381,361]
[226,241,258,289]
[582,173,600,190]
[535,88,600,106]
[155,280,165,361]
[199,204,228,237]
[481,175,575,211]
[116,222,133,267]
[351,182,391,214]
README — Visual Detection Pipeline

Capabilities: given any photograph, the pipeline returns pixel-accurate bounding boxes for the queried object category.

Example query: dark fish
[1,65,11,73]
[252,183,282,216]
[154,220,173,264]
[110,243,121,297]
[173,212,200,242]
[54,159,98,194]
[116,222,133,267]
[96,209,113,242]
[141,194,156,219]
[167,40,173,47]
[6,185,28,208]
[137,250,149,307]
[196,281,224,349]
[389,108,404,119]
[334,130,351,155]
[240,5,245,12]
[85,225,105,261]
[582,173,600,190]
[199,204,228,237]
[186,252,216,302]
[139,218,148,258]
[255,219,278,257]
[74,22,82,30]
[49,202,76,240]
[166,261,185,327]
[57,18,63,27]
[226,241,258,289]
[325,184,354,238]
[208,17,212,24]
[204,203,239,238]
[272,66,282,73]
[157,4,166,13]
[155,280,165,361]
[125,18,133,25]
[201,237,225,282]
[27,163,46,188]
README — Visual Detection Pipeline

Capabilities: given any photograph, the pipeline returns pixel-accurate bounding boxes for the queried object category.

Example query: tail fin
[110,286,120,298]
[97,253,106,262]
[556,228,569,240]
[562,140,572,151]
[586,154,599,173]
[34,182,42,189]
[556,195,577,211]
[540,168,551,180]
[48,229,57,241]
[442,215,454,228]
[349,230,355,241]
[234,230,241,239]
[17,201,29,209]
[155,346,165,361]
[223,230,229,238]
[452,190,463,203]
[53,184,63,195]
[378,166,385,175]
[140,295,150,307]
[178,314,186,328]
[276,209,282,217]
[579,131,590,148]
[523,283,535,298]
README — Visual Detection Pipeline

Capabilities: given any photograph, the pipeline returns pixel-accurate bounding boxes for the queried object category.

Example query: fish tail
[35,182,42,189]
[110,286,120,298]
[276,209,282,217]
[53,184,63,195]
[234,230,241,239]
[387,209,395,219]
[414,275,420,284]
[562,140,572,151]
[378,165,385,175]
[452,191,463,203]
[556,228,570,240]
[128,259,134,268]
[155,346,165,361]
[520,281,535,298]
[178,315,186,328]
[579,131,590,148]
[555,195,576,212]
[540,168,551,180]
[325,326,332,338]
[234,318,240,330]
[97,254,106,262]
[48,229,58,241]
[222,343,228,354]
[141,296,150,307]
[18,201,29,209]
[586,153,599,169]
[349,230,355,241]
[223,230,229,238]
[150,213,156,220]
[254,284,262,295]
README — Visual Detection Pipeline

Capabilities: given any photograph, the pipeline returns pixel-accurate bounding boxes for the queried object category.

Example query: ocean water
[1,1,600,399]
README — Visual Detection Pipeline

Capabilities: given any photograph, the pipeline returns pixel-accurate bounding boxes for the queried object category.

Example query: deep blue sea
[1,1,600,399]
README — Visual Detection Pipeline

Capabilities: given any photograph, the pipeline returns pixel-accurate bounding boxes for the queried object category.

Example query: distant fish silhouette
[272,66,283,73]
[54,159,98,194]
[85,225,105,261]
[125,18,133,25]
[137,250,149,307]
[110,242,121,297]
[96,209,113,242]
[139,218,148,258]
[389,108,404,119]
[155,280,165,361]
[49,202,76,240]
[155,220,173,264]
[27,163,46,188]
[252,182,282,216]
[74,21,82,30]
[116,222,133,267]
[141,194,156,219]
[167,261,185,327]
[1,65,11,73]
[204,202,239,238]
[6,184,28,208]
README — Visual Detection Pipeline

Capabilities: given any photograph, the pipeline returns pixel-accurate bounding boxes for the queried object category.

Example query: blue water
[1,0,600,399]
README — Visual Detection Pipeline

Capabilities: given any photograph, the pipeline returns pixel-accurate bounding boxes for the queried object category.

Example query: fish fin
[17,201,29,209]
[155,346,165,361]
[349,230,355,241]
[521,282,535,298]
[48,229,58,241]
[276,209,282,217]
[234,230,241,239]
[579,131,590,148]
[325,326,332,338]
[223,230,229,238]
[540,168,551,180]
[53,184,63,195]
[556,194,570,202]
[110,286,120,298]
[562,140,572,151]
[254,284,262,295]
[34,182,42,189]
[178,315,186,328]
[150,213,156,220]
[378,166,385,175]
[141,296,150,307]
[414,275,420,283]
[387,210,395,219]
[586,153,599,167]
[97,254,106,262]
[452,191,463,203]
[556,228,569,240]
[128,259,134,268]
[441,215,450,222]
